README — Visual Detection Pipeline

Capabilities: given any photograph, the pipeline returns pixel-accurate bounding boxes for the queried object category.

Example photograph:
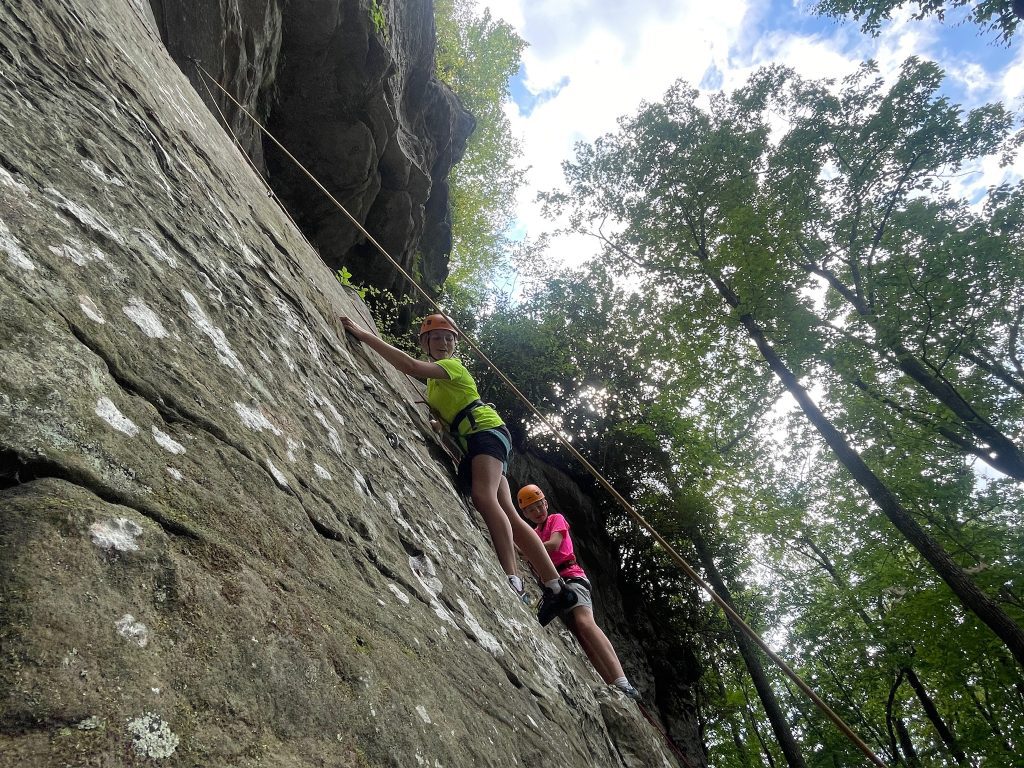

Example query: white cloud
[480,0,1022,269]
[487,0,750,265]
[1001,46,1024,109]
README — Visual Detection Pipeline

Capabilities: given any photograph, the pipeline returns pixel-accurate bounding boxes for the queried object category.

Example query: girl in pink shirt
[518,484,641,699]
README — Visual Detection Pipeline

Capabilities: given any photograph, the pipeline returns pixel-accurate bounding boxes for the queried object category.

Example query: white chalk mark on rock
[134,229,177,268]
[0,217,33,270]
[50,241,106,266]
[267,459,289,489]
[123,298,168,338]
[432,600,458,628]
[82,159,125,188]
[115,614,149,647]
[388,584,411,604]
[0,166,28,192]
[90,518,143,551]
[233,402,282,435]
[353,469,370,497]
[181,290,244,372]
[45,188,123,244]
[458,598,503,657]
[314,411,343,454]
[79,295,105,323]
[96,397,139,436]
[151,426,185,454]
[410,555,443,598]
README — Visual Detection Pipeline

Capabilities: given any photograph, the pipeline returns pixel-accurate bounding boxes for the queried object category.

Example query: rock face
[148,0,283,172]
[151,0,473,304]
[0,1,688,766]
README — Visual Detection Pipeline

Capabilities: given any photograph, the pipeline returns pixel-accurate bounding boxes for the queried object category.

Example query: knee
[572,609,598,634]
[470,489,491,511]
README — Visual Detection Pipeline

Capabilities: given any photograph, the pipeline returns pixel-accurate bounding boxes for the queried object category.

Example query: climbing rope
[189,60,888,768]
[635,699,697,768]
[194,66,445,453]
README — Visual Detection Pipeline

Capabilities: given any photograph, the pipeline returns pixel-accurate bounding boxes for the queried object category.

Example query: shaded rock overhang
[151,0,474,307]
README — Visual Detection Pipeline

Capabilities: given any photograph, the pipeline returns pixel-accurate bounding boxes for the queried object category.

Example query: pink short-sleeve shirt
[536,513,587,580]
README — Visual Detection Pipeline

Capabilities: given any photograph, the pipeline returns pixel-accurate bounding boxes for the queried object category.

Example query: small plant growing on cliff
[365,284,418,355]
[335,267,418,355]
[336,266,367,299]
[370,0,388,39]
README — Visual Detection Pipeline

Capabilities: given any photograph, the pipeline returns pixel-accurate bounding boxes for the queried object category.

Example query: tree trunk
[964,683,1015,754]
[700,262,1024,667]
[894,718,920,768]
[888,340,1024,480]
[799,535,969,764]
[711,658,756,767]
[690,524,808,768]
[806,264,1024,480]
[741,692,778,768]
[903,668,966,764]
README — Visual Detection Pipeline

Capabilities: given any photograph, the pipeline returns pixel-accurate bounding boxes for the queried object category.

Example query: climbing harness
[190,60,887,768]
[563,574,589,591]
[558,558,580,575]
[449,398,486,435]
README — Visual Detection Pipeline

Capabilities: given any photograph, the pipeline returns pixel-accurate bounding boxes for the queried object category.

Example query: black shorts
[456,426,512,493]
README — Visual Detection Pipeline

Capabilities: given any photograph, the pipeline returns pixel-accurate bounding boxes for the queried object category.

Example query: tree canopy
[815,0,1023,44]
[463,57,1024,766]
[434,0,526,316]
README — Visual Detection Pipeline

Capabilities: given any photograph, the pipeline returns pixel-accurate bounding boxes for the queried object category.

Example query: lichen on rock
[125,712,179,760]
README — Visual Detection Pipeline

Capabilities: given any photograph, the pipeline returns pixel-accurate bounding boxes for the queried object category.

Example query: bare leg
[470,456,561,583]
[566,607,625,684]
[470,454,517,575]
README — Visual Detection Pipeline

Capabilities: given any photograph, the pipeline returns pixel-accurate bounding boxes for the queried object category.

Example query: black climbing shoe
[536,580,578,626]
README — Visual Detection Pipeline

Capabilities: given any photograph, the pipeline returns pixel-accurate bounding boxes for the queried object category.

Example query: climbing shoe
[508,574,532,605]
[536,580,578,626]
[615,681,642,701]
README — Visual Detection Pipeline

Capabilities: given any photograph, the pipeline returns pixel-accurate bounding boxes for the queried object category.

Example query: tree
[434,0,526,316]
[815,0,1023,44]
[469,221,1022,762]
[544,59,1024,665]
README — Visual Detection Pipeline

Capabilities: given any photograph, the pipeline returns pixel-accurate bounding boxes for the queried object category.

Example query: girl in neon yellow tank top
[339,313,577,626]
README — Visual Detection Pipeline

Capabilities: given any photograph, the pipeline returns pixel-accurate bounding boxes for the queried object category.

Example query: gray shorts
[560,580,594,618]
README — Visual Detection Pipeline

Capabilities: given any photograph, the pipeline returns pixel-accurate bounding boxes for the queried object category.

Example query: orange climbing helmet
[517,484,546,510]
[419,314,458,338]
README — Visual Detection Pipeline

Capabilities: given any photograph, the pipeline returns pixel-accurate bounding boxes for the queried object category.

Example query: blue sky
[482,0,1024,265]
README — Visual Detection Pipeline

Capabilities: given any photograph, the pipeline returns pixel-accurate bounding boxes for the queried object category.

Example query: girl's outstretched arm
[340,316,449,380]
[542,531,563,553]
